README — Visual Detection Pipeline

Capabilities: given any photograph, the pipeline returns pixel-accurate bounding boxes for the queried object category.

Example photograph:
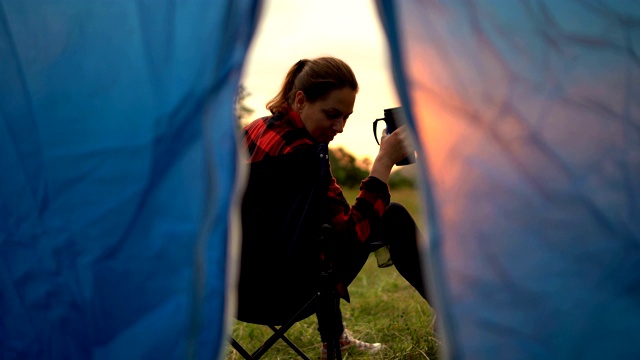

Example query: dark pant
[318,202,429,341]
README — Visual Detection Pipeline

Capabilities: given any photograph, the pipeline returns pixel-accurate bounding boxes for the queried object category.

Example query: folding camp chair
[230,143,343,360]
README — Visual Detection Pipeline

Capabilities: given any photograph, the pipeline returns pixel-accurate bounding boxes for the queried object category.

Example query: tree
[329,146,416,190]
[328,147,370,188]
[388,167,416,189]
[234,83,254,127]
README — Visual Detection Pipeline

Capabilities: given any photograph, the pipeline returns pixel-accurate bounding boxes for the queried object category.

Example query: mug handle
[373,118,385,145]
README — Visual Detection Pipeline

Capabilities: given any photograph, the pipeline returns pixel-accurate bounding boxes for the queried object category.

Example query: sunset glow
[241,0,399,163]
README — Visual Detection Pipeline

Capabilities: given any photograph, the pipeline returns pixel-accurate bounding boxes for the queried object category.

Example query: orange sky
[240,0,400,163]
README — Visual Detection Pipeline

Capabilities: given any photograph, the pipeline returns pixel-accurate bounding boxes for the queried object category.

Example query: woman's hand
[369,126,413,183]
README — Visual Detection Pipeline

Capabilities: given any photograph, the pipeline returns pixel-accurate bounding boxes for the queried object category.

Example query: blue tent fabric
[377,0,640,358]
[0,1,260,359]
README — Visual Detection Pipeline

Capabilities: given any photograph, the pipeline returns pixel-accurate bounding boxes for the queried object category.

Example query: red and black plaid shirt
[242,105,391,245]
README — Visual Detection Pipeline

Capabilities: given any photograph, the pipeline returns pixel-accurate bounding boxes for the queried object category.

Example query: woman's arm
[369,126,412,183]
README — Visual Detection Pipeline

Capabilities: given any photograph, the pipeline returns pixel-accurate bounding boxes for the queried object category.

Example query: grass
[225,187,439,359]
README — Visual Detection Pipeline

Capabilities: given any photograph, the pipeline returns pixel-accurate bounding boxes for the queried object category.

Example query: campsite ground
[226,188,439,359]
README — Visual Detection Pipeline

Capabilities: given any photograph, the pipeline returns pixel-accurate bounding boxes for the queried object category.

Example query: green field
[226,188,439,359]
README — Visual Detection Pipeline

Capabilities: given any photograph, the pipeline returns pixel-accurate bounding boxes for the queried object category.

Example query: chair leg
[229,337,253,359]
[230,325,311,360]
[268,325,311,360]
[230,295,319,359]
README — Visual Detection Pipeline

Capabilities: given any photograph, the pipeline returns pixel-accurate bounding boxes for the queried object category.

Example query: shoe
[321,328,382,359]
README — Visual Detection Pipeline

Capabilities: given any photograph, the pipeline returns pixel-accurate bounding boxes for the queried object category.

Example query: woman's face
[294,87,356,143]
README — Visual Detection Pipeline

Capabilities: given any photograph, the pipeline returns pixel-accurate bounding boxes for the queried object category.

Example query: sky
[240,0,400,164]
